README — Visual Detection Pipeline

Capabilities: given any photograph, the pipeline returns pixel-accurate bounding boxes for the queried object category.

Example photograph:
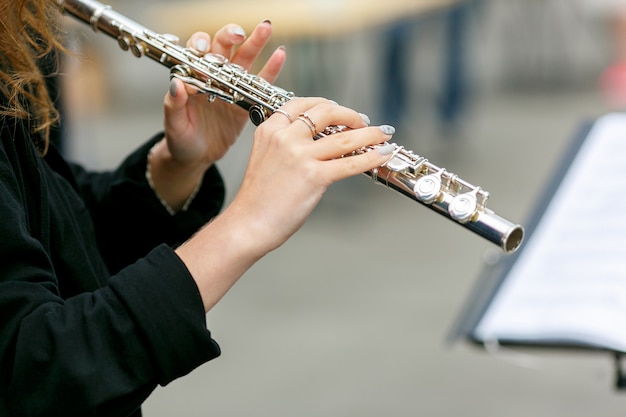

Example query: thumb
[163,78,191,133]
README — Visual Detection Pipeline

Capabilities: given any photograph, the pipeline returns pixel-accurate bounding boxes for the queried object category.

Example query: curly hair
[0,0,65,155]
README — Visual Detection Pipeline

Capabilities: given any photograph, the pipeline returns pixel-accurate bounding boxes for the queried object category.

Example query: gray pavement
[61,3,626,415]
[68,88,626,417]
[152,91,626,417]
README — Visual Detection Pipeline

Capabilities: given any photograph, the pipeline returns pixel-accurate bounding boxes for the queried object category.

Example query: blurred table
[144,0,460,39]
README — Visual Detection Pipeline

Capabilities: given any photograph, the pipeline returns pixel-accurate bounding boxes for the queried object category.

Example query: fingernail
[262,19,272,25]
[377,143,396,155]
[379,125,396,135]
[232,26,246,38]
[195,38,208,52]
[359,113,371,125]
[169,79,178,97]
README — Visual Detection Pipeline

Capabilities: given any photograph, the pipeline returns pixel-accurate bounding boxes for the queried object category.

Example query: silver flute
[57,0,524,253]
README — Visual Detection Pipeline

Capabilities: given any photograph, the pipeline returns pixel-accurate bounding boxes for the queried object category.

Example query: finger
[289,102,370,139]
[163,78,191,133]
[311,125,395,161]
[186,32,212,55]
[269,108,294,125]
[230,20,273,69]
[210,24,248,58]
[322,145,394,184]
[256,45,286,84]
[260,97,329,131]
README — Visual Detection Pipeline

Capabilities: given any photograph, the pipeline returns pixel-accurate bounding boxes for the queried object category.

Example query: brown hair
[0,0,65,154]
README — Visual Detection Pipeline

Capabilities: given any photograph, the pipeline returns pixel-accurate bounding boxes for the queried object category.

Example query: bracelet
[145,140,203,216]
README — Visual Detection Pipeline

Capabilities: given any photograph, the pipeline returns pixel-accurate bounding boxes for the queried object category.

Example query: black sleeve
[67,134,226,274]
[2,245,220,417]
[0,132,221,417]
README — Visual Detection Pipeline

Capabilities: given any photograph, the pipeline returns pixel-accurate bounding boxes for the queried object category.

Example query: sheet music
[473,113,626,352]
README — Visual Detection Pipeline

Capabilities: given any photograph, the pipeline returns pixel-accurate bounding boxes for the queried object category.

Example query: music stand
[449,112,626,389]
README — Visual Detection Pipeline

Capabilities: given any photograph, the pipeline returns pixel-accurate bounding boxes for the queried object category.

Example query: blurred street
[61,1,626,415]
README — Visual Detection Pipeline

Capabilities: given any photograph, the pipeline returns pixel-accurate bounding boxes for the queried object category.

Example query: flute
[57,0,525,253]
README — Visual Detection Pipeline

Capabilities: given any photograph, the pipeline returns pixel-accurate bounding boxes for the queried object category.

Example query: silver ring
[297,112,317,136]
[273,109,293,123]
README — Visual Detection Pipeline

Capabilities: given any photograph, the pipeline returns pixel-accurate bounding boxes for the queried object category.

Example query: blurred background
[59,0,626,416]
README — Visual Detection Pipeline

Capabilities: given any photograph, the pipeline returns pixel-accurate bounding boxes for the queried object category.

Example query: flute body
[57,0,524,253]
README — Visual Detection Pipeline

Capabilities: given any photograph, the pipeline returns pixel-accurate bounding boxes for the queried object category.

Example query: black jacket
[0,111,226,416]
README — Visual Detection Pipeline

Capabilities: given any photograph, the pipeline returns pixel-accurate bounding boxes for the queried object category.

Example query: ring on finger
[273,109,293,123]
[297,112,317,136]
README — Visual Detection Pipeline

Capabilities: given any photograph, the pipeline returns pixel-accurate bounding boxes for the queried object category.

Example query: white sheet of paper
[473,113,626,352]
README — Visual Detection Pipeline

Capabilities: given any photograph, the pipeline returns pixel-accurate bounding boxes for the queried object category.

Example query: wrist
[147,139,209,214]
[176,208,266,311]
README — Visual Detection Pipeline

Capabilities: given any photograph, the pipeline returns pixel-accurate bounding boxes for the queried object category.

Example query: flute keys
[117,35,131,51]
[386,157,410,174]
[130,42,145,58]
[449,189,479,223]
[162,34,180,44]
[249,105,267,126]
[414,172,442,204]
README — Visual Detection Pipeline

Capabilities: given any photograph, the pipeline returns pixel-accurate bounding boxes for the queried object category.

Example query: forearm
[174,205,266,312]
